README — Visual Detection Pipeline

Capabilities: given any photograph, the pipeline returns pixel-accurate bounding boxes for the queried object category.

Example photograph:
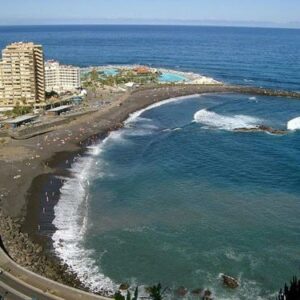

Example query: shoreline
[1,84,300,295]
[0,84,224,294]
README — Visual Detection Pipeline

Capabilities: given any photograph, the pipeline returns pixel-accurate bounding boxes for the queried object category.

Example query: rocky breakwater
[234,125,288,135]
[0,210,86,291]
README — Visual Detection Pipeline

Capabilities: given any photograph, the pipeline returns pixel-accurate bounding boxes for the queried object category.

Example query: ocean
[1,25,300,299]
[0,25,299,90]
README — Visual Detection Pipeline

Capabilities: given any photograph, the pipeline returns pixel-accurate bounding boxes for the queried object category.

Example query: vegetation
[90,68,99,81]
[114,287,138,300]
[114,291,125,300]
[278,276,300,300]
[133,286,138,300]
[114,284,166,300]
[113,278,300,300]
[147,283,164,300]
[4,103,33,117]
[45,90,59,99]
[82,68,160,88]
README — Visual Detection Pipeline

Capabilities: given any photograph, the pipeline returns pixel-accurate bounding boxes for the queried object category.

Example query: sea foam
[125,94,199,125]
[287,117,300,131]
[193,109,261,131]
[249,96,257,101]
[52,136,117,294]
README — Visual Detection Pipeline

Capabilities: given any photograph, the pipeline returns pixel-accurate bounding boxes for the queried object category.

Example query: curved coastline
[50,88,300,296]
[1,83,300,296]
[1,84,227,296]
[51,93,203,295]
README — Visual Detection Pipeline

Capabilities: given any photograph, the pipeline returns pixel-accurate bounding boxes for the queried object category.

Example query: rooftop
[47,105,73,112]
[45,60,79,69]
[4,114,38,124]
[4,42,42,50]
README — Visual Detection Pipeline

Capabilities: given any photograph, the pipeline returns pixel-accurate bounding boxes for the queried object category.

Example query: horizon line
[0,17,299,29]
[0,23,300,30]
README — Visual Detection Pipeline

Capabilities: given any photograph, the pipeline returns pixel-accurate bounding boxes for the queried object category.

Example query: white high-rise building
[45,60,81,93]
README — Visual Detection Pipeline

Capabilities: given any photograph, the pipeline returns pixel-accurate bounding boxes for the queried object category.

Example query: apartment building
[0,42,45,107]
[45,60,81,93]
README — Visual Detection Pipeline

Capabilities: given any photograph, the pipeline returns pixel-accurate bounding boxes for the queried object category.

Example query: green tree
[90,69,99,82]
[278,276,300,300]
[148,283,163,300]
[126,291,131,300]
[114,291,125,300]
[132,287,138,300]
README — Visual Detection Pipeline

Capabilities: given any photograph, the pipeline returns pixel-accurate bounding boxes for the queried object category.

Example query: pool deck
[81,65,221,84]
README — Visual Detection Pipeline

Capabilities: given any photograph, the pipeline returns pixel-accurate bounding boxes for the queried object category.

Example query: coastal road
[0,247,108,300]
[0,268,63,300]
[0,275,32,299]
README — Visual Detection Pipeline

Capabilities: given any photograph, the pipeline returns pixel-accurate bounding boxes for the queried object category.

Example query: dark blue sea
[1,26,300,299]
[0,25,300,90]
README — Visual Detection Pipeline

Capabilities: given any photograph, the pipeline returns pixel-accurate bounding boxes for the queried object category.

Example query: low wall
[0,244,109,300]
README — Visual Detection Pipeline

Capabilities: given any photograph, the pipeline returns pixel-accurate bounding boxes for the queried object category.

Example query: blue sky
[0,0,299,27]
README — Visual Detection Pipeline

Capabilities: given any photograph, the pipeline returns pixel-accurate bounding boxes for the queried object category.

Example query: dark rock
[203,289,213,300]
[222,274,239,289]
[0,211,86,293]
[36,246,43,254]
[176,286,188,297]
[119,283,130,290]
[234,125,287,135]
[191,288,203,295]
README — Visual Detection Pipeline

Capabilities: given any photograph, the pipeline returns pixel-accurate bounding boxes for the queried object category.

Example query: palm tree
[278,276,300,300]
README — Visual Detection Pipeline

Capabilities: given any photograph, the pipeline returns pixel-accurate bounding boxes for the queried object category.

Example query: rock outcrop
[191,288,203,295]
[222,274,239,289]
[234,125,288,135]
[0,210,85,292]
[119,283,130,291]
[203,289,213,300]
[176,286,188,297]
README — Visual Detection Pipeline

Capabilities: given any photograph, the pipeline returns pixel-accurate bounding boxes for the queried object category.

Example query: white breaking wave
[125,122,160,136]
[287,117,300,131]
[249,96,257,101]
[194,109,261,131]
[125,94,199,125]
[125,128,155,136]
[52,135,118,294]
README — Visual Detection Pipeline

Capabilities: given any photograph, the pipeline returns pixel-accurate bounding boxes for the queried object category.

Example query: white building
[45,60,81,93]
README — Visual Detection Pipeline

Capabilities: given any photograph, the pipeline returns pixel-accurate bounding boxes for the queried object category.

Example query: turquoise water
[159,73,187,83]
[53,93,300,299]
[103,68,119,76]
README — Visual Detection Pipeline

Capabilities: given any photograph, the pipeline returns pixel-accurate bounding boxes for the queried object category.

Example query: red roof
[133,66,151,74]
